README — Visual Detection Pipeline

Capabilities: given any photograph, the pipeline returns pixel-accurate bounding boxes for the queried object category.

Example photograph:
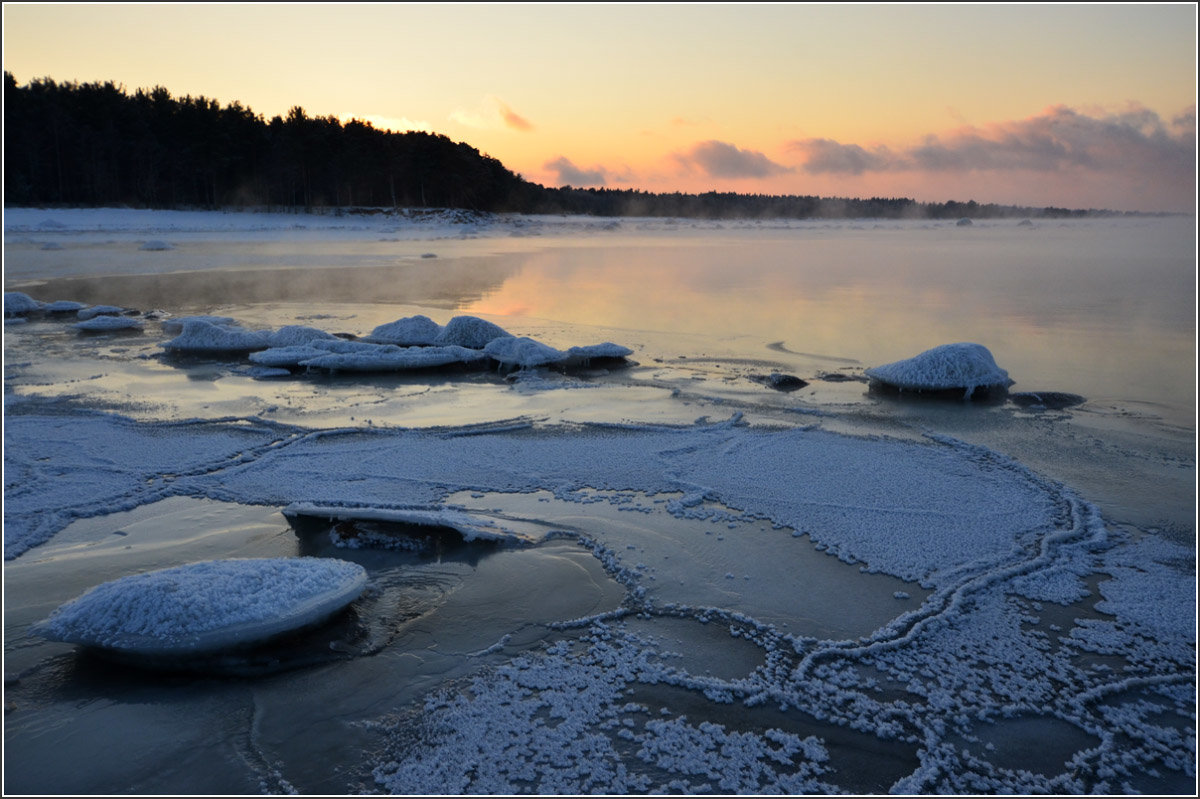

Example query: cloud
[339,113,433,133]
[496,100,534,132]
[544,156,608,187]
[450,95,534,132]
[788,105,1195,180]
[672,140,792,179]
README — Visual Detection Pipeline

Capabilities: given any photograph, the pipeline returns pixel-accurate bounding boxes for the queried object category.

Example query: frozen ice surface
[435,315,513,348]
[34,557,367,656]
[73,315,144,332]
[365,314,444,345]
[484,336,567,368]
[866,342,1013,399]
[5,291,43,315]
[161,319,270,353]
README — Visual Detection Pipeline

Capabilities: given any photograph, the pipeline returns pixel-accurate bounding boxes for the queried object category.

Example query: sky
[3,3,1197,213]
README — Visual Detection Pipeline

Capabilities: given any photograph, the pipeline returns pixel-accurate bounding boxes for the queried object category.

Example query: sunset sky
[3,3,1196,212]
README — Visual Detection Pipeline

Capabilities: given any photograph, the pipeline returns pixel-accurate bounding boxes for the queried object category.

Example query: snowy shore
[4,207,1195,794]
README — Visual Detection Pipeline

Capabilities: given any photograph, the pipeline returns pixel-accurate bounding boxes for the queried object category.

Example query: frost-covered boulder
[161,319,270,353]
[5,292,43,316]
[74,315,144,332]
[484,336,566,369]
[161,315,236,334]
[33,557,368,658]
[865,342,1012,399]
[365,314,443,346]
[266,324,339,348]
[435,315,513,349]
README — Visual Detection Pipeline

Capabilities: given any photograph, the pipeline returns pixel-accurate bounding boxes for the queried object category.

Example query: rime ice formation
[34,557,367,657]
[42,300,88,314]
[5,292,43,316]
[265,324,339,347]
[865,342,1013,399]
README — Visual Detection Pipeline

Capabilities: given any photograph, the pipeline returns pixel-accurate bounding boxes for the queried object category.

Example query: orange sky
[3,3,1196,212]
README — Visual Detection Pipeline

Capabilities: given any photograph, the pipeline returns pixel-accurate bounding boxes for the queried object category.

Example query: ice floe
[866,342,1013,399]
[34,557,367,658]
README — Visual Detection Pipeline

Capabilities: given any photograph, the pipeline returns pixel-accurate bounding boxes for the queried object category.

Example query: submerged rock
[865,342,1012,400]
[748,372,809,392]
[33,557,368,660]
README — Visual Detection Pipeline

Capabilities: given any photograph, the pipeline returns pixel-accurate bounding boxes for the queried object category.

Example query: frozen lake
[3,208,1195,794]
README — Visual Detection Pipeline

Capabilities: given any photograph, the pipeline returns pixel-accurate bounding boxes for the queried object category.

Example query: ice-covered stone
[33,557,368,657]
[865,342,1012,399]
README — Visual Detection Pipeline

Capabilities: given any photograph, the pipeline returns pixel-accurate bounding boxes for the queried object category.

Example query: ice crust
[866,342,1013,398]
[34,557,367,656]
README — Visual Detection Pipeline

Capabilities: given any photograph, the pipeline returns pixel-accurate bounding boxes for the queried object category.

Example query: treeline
[4,73,1104,219]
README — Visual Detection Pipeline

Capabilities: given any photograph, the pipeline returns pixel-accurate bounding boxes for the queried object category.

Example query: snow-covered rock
[77,305,128,320]
[160,315,236,334]
[74,315,144,332]
[435,315,513,349]
[865,342,1012,399]
[42,300,88,314]
[564,342,634,362]
[301,344,488,372]
[161,319,270,353]
[365,314,443,346]
[484,336,566,369]
[33,557,368,657]
[266,324,339,347]
[5,292,43,316]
